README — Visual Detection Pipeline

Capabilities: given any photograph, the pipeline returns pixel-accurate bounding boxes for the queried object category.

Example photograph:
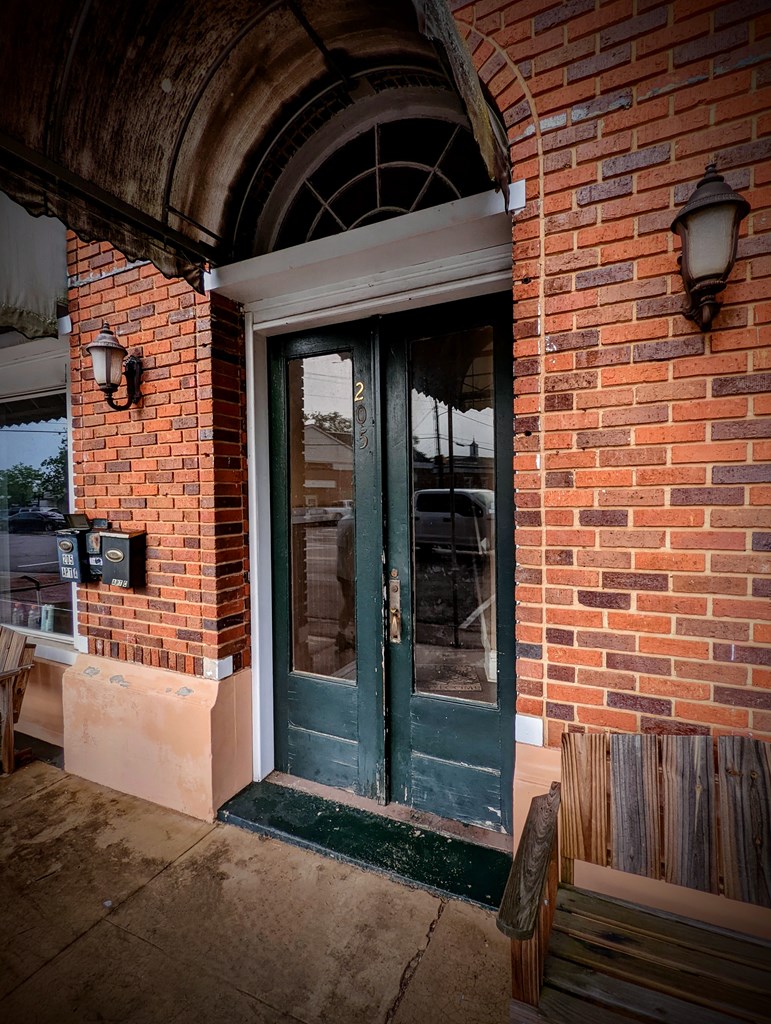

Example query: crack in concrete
[383,898,446,1023]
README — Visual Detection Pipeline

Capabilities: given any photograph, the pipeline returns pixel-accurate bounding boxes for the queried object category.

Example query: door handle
[389,573,401,644]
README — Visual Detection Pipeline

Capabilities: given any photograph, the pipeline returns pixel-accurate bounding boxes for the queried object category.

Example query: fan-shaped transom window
[273,116,491,252]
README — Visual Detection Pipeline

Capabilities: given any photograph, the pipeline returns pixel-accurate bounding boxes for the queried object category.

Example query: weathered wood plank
[719,737,771,908]
[549,930,769,1022]
[0,627,35,774]
[552,906,770,999]
[661,734,718,893]
[509,999,549,1023]
[0,677,13,775]
[11,642,36,722]
[539,984,639,1024]
[0,627,25,674]
[610,733,660,878]
[560,733,608,867]
[497,782,560,941]
[545,956,752,1024]
[556,885,771,973]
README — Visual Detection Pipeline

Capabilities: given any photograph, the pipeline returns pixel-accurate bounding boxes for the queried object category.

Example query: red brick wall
[65,2,770,736]
[455,0,771,744]
[67,238,250,675]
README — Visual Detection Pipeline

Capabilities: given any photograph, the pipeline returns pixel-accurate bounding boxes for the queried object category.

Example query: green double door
[269,295,514,832]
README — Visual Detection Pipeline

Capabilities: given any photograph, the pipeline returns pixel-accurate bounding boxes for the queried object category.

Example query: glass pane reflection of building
[411,327,496,704]
[287,353,356,681]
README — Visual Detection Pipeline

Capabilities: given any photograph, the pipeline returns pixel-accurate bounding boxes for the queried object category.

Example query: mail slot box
[56,530,95,583]
[99,530,146,589]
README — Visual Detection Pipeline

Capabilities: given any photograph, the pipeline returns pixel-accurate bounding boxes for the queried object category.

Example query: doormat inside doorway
[218,780,512,909]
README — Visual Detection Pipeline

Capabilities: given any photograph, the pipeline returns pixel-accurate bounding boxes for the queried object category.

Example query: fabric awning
[0,0,509,289]
[0,193,67,339]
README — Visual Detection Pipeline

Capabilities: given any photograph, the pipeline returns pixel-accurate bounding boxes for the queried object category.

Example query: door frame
[206,183,525,784]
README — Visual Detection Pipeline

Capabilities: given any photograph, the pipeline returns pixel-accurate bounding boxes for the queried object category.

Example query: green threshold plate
[218,781,512,909]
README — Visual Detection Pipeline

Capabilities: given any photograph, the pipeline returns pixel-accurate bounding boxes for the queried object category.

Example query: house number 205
[354,380,368,449]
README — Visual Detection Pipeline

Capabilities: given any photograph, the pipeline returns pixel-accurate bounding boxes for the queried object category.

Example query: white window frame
[0,318,79,664]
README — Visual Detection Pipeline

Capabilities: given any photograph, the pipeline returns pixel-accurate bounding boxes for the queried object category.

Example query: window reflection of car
[6,511,63,533]
[413,489,495,554]
[291,505,348,525]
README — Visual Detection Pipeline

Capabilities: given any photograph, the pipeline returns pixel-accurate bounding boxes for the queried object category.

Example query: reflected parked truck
[413,488,495,554]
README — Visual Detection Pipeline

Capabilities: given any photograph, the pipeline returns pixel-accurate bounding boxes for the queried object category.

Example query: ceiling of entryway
[0,0,508,289]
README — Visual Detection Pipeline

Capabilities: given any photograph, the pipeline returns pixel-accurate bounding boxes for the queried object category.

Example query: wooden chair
[497,733,771,1023]
[0,626,36,774]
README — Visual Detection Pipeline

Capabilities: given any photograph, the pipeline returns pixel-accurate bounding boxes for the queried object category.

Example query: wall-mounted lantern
[85,323,142,411]
[671,163,750,331]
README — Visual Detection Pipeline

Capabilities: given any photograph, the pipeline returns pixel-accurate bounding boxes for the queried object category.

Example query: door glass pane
[287,353,355,680]
[411,327,496,703]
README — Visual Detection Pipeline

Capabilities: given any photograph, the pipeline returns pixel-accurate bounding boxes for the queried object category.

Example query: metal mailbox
[99,530,146,589]
[55,530,96,583]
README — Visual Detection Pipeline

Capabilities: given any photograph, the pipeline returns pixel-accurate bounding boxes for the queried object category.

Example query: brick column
[62,239,252,818]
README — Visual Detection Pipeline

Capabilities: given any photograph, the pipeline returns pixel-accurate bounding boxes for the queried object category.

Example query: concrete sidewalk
[0,761,510,1024]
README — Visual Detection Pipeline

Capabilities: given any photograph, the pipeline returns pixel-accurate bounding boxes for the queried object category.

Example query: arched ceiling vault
[0,0,508,290]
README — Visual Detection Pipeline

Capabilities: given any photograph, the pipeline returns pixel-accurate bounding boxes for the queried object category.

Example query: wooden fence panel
[560,734,608,867]
[661,734,718,893]
[610,734,660,879]
[718,737,771,907]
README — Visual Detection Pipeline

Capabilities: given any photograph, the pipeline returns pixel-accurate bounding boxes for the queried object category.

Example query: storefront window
[0,393,72,636]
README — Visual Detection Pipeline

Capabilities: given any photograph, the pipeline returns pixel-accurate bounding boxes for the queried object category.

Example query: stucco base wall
[62,654,252,821]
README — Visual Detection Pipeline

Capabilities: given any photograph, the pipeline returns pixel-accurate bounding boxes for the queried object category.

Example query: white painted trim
[31,640,77,666]
[208,185,524,335]
[515,713,544,747]
[203,655,233,681]
[245,314,276,781]
[240,186,524,783]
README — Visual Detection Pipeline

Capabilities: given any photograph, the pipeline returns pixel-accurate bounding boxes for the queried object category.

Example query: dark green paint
[219,780,512,909]
[382,295,515,831]
[286,727,358,790]
[410,753,502,829]
[287,674,357,740]
[493,302,516,835]
[268,296,515,830]
[410,699,501,770]
[269,327,384,800]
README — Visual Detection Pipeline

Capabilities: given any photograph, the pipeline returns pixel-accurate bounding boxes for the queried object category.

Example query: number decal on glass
[354,401,368,446]
[355,401,369,449]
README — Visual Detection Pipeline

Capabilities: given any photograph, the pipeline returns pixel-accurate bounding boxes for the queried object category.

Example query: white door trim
[209,186,522,781]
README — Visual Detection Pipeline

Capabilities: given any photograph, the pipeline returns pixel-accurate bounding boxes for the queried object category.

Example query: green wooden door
[270,296,514,831]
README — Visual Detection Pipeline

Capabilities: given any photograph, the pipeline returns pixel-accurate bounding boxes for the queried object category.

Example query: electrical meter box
[99,530,146,589]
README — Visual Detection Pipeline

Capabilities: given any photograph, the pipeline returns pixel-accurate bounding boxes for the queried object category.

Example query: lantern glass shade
[86,325,128,391]
[675,203,741,285]
[671,163,750,330]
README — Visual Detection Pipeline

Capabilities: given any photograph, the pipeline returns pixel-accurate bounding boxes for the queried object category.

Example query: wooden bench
[496,733,771,1023]
[0,626,36,774]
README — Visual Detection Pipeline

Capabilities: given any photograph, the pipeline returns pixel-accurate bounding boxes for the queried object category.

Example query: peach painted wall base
[62,654,252,821]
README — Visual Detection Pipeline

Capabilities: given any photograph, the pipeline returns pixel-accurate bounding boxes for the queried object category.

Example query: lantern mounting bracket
[103,355,143,411]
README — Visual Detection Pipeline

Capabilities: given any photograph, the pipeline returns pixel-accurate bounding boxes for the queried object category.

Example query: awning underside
[0,0,509,290]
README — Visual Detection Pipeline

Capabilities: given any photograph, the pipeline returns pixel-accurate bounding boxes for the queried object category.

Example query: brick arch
[453,5,549,736]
